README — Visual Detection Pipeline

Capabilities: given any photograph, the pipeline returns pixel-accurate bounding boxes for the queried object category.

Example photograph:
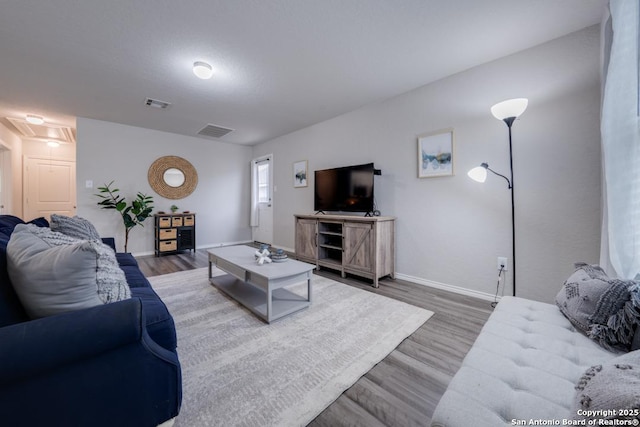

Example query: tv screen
[314,163,375,213]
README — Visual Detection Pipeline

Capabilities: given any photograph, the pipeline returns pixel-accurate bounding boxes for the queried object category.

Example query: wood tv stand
[294,214,396,287]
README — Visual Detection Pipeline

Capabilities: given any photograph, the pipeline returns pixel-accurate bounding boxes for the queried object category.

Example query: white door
[24,157,76,221]
[0,148,6,214]
[251,156,273,245]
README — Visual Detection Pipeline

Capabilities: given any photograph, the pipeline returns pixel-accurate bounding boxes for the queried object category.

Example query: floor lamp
[467,98,528,297]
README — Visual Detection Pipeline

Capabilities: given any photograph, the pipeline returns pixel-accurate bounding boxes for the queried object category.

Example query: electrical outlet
[497,257,508,271]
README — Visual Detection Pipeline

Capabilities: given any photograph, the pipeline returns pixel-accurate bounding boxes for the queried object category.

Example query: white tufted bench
[430,296,620,426]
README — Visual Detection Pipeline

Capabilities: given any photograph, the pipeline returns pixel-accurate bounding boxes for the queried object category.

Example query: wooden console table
[295,214,395,287]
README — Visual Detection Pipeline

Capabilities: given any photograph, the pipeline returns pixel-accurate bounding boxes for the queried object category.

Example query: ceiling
[0,0,608,146]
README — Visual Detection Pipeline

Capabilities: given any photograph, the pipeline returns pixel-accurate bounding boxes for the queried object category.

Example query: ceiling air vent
[144,98,171,109]
[197,123,234,139]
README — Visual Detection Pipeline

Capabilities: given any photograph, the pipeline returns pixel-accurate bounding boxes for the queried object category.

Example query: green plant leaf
[94,180,154,251]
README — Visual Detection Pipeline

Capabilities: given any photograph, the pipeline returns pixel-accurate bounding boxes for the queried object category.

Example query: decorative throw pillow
[589,281,640,351]
[6,224,130,318]
[50,214,101,241]
[556,263,611,333]
[571,350,640,421]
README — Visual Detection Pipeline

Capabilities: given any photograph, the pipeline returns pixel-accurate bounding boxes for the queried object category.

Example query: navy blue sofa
[0,215,181,427]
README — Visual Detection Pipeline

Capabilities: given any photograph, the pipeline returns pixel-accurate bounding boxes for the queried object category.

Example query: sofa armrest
[0,298,155,385]
[0,298,182,426]
[101,237,116,251]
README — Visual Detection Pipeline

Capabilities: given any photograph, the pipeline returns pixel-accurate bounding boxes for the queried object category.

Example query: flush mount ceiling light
[193,61,213,79]
[46,141,60,148]
[26,114,44,125]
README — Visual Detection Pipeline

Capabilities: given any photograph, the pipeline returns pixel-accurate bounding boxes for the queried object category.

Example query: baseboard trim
[133,250,155,257]
[132,240,254,257]
[199,240,253,250]
[395,272,499,302]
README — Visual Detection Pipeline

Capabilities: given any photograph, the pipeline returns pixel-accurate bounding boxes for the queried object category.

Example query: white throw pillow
[555,263,610,333]
[6,224,130,318]
[571,350,640,421]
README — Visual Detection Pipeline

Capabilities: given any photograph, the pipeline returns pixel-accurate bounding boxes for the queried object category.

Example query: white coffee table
[208,245,315,323]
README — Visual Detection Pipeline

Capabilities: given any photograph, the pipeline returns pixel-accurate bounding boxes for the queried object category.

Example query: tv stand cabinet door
[343,221,374,274]
[295,218,317,263]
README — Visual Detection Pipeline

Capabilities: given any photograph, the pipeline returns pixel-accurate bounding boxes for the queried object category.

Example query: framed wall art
[293,160,308,187]
[417,128,454,178]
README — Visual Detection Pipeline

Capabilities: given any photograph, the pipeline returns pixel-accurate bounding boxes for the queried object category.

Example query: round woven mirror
[148,156,198,199]
[163,168,185,187]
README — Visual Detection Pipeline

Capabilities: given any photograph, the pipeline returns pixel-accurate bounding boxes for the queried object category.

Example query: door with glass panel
[251,156,273,245]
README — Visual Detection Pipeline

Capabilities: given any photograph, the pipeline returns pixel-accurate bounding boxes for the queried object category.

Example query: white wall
[252,26,602,303]
[76,118,253,254]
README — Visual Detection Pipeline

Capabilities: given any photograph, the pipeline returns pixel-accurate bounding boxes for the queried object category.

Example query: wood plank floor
[136,248,493,427]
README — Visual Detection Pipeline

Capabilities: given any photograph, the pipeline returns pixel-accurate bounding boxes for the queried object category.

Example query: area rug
[148,267,433,427]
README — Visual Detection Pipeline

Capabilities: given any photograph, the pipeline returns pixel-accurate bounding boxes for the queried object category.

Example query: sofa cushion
[28,217,50,228]
[0,215,48,241]
[7,224,130,318]
[116,252,141,268]
[555,263,610,333]
[0,240,28,326]
[50,214,101,240]
[430,297,619,427]
[130,287,177,351]
[116,260,176,350]
[120,263,150,288]
[571,350,640,421]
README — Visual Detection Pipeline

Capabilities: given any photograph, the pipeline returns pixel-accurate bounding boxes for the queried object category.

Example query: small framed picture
[293,160,308,187]
[417,128,454,178]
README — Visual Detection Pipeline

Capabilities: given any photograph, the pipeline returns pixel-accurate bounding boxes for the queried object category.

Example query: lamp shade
[490,98,528,120]
[193,61,213,79]
[467,166,488,183]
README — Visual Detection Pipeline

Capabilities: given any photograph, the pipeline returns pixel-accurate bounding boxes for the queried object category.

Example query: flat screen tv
[314,163,375,213]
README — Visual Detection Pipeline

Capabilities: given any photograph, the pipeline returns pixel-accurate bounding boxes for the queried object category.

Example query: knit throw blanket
[589,279,640,351]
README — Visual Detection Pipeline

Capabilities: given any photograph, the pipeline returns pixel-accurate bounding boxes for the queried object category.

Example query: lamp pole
[504,116,516,297]
[470,98,527,298]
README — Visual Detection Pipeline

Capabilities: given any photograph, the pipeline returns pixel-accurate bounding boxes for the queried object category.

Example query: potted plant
[95,181,154,252]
